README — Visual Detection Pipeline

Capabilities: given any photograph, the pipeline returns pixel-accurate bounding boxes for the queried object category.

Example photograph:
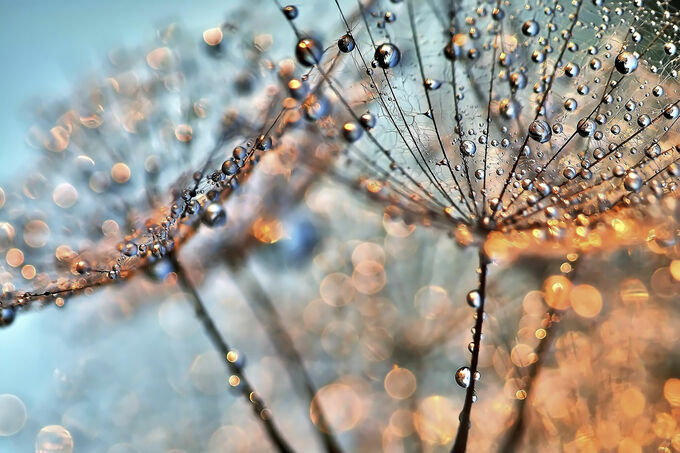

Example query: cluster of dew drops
[285,0,680,240]
[277,0,680,402]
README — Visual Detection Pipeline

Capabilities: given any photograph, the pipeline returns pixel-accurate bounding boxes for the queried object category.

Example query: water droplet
[222,159,239,176]
[425,78,442,90]
[528,120,552,143]
[338,34,355,53]
[342,122,363,142]
[500,99,519,119]
[0,307,15,327]
[444,39,462,60]
[577,118,596,137]
[461,140,477,156]
[35,425,73,453]
[563,167,577,180]
[564,62,580,77]
[203,203,227,227]
[233,145,248,160]
[637,115,651,127]
[467,290,481,308]
[374,43,401,69]
[665,42,677,56]
[624,172,642,192]
[360,112,377,129]
[615,51,638,74]
[522,20,539,37]
[282,5,298,20]
[75,260,90,275]
[123,242,138,257]
[509,72,527,90]
[455,366,471,388]
[664,104,679,119]
[296,37,323,67]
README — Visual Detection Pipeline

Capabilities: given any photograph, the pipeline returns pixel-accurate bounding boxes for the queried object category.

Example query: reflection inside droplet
[35,425,73,453]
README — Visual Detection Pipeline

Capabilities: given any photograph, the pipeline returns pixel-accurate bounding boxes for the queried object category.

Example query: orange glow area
[252,217,285,244]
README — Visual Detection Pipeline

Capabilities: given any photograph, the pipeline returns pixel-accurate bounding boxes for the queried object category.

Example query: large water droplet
[296,37,323,67]
[342,122,363,142]
[35,425,73,453]
[624,172,642,192]
[203,203,227,227]
[615,51,638,74]
[528,120,552,143]
[282,5,298,20]
[455,366,471,388]
[522,20,539,37]
[577,118,596,137]
[374,43,401,69]
[461,140,477,156]
[0,307,16,327]
[467,290,481,308]
[360,112,377,129]
[338,34,355,53]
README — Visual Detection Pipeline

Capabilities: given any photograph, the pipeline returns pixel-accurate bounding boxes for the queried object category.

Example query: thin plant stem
[451,247,489,453]
[169,252,295,453]
[236,264,344,453]
[498,309,558,453]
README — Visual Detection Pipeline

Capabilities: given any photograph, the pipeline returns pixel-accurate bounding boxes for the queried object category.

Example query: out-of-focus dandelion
[0,3,345,451]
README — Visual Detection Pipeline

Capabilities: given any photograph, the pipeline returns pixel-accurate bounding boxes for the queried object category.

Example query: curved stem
[451,247,489,453]
[236,264,344,453]
[498,309,557,452]
[169,252,295,453]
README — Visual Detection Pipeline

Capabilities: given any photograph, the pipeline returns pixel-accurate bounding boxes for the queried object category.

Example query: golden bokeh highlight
[619,278,649,305]
[146,46,172,70]
[389,409,414,438]
[21,265,36,280]
[670,260,680,281]
[252,218,285,244]
[6,248,24,268]
[543,275,572,310]
[414,285,450,320]
[569,284,603,318]
[174,124,193,143]
[320,273,355,307]
[384,366,417,400]
[663,378,680,406]
[52,183,78,208]
[352,261,386,295]
[203,27,223,46]
[310,383,364,433]
[111,163,131,184]
[619,387,646,418]
[510,343,537,367]
[414,396,457,445]
[23,220,50,248]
